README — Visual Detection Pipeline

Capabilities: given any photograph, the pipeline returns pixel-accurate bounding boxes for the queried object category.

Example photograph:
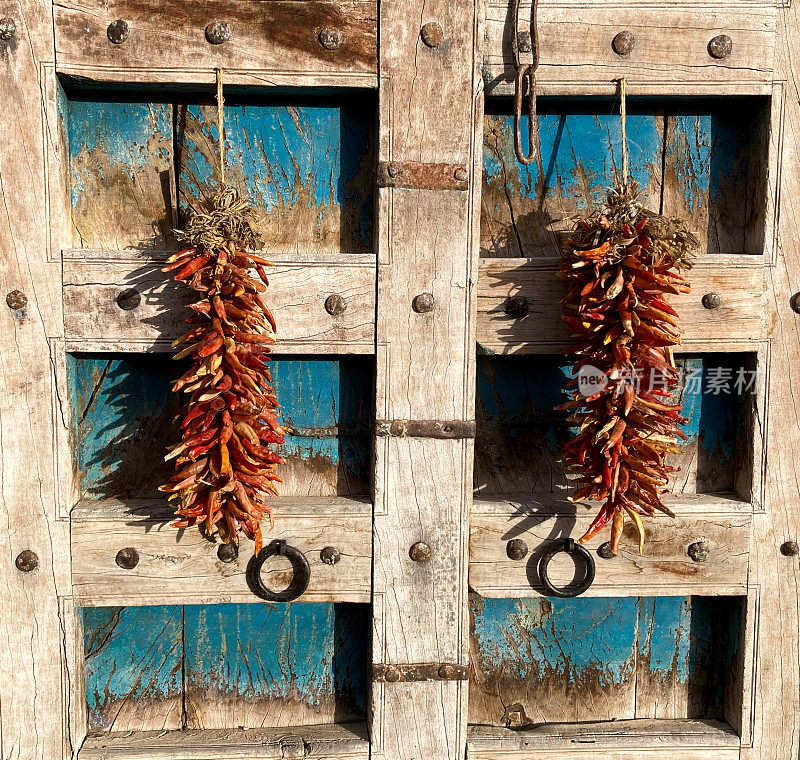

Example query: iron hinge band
[372,662,469,682]
[375,419,475,439]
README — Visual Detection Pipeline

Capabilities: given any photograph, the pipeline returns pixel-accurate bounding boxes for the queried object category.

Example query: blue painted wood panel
[474,354,745,496]
[176,94,374,254]
[83,603,369,732]
[67,354,373,499]
[468,594,742,725]
[482,98,762,257]
[66,94,176,250]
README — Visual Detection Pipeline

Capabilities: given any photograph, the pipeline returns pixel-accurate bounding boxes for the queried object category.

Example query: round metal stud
[6,290,27,311]
[320,546,341,565]
[701,292,721,310]
[116,288,141,311]
[504,295,529,319]
[781,540,799,557]
[687,540,711,563]
[384,665,401,682]
[612,30,635,56]
[0,17,16,42]
[506,538,528,561]
[318,28,343,50]
[115,547,140,570]
[420,21,444,48]
[438,664,455,679]
[412,292,435,314]
[597,542,616,560]
[453,166,468,183]
[325,294,347,316]
[708,34,733,59]
[409,541,432,563]
[107,19,130,45]
[791,293,800,314]
[205,21,230,45]
[217,543,238,563]
[15,550,38,573]
[386,162,400,178]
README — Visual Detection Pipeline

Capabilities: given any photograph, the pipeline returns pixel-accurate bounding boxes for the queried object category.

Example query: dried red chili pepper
[559,182,697,554]
[160,187,284,554]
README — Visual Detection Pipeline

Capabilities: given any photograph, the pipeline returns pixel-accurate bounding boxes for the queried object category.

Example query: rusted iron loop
[512,0,539,165]
[538,538,596,598]
[247,539,310,602]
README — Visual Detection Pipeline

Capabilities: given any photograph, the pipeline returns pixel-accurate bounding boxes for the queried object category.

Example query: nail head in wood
[107,19,129,44]
[205,21,230,44]
[116,288,141,311]
[0,17,16,41]
[791,293,800,314]
[217,543,238,563]
[325,294,347,316]
[6,290,27,311]
[412,292,435,313]
[781,540,799,557]
[702,292,721,310]
[687,540,710,563]
[384,665,401,682]
[453,166,468,182]
[612,31,635,56]
[320,546,341,565]
[115,547,140,569]
[597,542,616,559]
[420,22,444,48]
[318,28,343,50]
[708,34,733,59]
[504,295,529,318]
[410,541,431,563]
[15,550,38,573]
[506,539,528,560]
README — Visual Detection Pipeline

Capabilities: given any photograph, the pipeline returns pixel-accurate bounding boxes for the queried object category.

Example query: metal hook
[512,0,539,165]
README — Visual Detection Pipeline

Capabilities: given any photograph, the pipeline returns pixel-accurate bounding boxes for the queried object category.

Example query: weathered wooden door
[2,0,800,759]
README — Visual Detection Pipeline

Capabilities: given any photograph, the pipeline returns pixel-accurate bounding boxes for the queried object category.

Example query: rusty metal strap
[376,161,469,190]
[375,420,475,439]
[372,663,469,682]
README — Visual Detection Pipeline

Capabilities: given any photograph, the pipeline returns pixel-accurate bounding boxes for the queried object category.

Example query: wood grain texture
[369,0,480,757]
[79,723,369,760]
[55,0,378,87]
[469,497,750,597]
[63,252,377,354]
[483,3,776,96]
[0,2,75,759]
[476,256,762,353]
[71,497,372,605]
[467,719,738,759]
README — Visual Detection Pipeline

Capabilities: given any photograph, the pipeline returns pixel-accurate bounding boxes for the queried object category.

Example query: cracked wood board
[54,0,378,88]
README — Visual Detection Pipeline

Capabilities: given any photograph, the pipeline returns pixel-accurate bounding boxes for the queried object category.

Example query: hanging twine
[619,76,629,188]
[216,67,226,187]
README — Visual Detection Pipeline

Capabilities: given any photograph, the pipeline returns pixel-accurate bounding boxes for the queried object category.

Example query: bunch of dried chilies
[558,81,699,555]
[160,71,284,554]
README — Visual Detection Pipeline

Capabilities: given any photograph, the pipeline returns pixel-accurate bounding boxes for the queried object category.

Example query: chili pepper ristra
[558,79,698,555]
[159,69,285,554]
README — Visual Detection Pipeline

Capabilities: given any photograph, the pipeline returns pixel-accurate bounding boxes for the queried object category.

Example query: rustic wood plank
[82,606,183,732]
[71,497,372,605]
[369,0,480,756]
[476,256,762,353]
[483,4,776,96]
[469,496,750,598]
[62,251,377,354]
[176,97,374,256]
[65,96,176,250]
[0,2,76,758]
[467,719,738,759]
[183,603,368,729]
[55,0,378,87]
[79,723,369,760]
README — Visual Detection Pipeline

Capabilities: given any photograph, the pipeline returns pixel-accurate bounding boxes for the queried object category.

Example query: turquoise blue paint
[485,105,663,211]
[66,354,373,498]
[184,603,368,715]
[82,606,182,730]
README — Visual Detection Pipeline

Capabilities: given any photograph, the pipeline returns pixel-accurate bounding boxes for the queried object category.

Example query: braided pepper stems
[159,187,285,555]
[559,181,698,555]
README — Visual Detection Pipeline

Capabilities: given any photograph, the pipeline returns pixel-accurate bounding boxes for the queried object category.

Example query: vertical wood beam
[0,2,73,758]
[370,2,482,760]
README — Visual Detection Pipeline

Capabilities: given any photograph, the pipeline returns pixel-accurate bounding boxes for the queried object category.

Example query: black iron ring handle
[538,538,595,598]
[247,539,310,602]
